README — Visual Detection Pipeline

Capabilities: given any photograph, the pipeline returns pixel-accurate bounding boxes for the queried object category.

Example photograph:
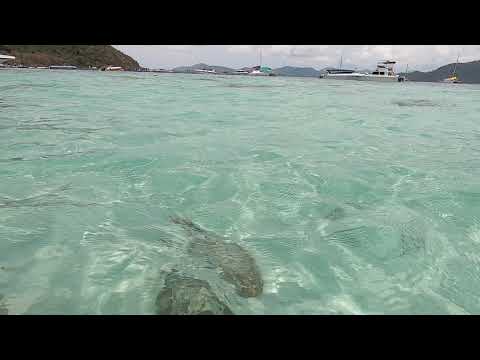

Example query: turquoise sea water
[1,69,480,315]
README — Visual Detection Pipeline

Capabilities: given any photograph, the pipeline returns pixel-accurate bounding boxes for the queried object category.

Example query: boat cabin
[371,60,396,76]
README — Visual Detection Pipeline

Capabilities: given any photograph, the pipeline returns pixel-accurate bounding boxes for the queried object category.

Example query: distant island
[0,45,140,70]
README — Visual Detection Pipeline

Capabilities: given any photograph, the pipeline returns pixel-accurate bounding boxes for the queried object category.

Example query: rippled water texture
[1,69,480,314]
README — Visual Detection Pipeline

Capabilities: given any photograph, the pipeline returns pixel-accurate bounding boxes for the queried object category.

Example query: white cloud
[227,45,254,54]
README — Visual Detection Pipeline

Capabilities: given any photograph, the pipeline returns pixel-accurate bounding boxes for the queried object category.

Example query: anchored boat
[321,68,367,80]
[442,56,461,83]
[194,68,216,74]
[248,49,273,76]
[322,60,402,82]
[0,54,15,66]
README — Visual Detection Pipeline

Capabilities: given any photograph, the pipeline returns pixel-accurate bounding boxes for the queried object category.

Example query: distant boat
[401,64,409,82]
[362,61,400,82]
[49,65,77,70]
[322,60,401,82]
[233,69,249,75]
[442,56,461,83]
[194,68,216,74]
[104,66,124,71]
[249,66,271,76]
[0,54,15,66]
[319,55,361,78]
[249,49,272,76]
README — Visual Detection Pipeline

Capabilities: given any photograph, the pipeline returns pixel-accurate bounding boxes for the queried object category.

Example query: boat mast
[452,55,459,77]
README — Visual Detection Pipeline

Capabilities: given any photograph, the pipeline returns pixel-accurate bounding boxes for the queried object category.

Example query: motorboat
[322,60,400,82]
[49,65,77,70]
[358,61,400,82]
[103,66,123,71]
[194,68,216,74]
[322,68,368,80]
[0,54,15,66]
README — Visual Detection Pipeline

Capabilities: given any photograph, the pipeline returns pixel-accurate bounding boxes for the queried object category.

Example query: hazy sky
[114,45,480,71]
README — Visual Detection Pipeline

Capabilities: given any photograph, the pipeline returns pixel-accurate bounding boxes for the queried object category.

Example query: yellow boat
[443,56,461,83]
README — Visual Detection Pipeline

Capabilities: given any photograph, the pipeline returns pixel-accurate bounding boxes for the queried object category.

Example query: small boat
[248,49,272,76]
[249,70,268,76]
[105,66,124,71]
[49,65,77,70]
[194,68,216,74]
[442,56,461,83]
[0,54,15,66]
[248,66,272,76]
[233,69,250,75]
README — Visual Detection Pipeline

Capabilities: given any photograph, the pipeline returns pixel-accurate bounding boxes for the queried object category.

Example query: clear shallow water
[1,69,480,315]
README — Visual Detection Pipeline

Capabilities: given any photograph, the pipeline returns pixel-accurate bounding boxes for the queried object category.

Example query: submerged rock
[155,271,233,315]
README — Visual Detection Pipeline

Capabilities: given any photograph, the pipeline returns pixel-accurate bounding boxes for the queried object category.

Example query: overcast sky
[114,45,480,72]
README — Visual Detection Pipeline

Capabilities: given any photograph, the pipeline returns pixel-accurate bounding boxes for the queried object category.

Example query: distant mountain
[273,66,320,77]
[399,60,480,83]
[173,63,235,74]
[0,45,140,70]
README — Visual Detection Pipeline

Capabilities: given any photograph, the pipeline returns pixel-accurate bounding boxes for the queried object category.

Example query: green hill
[0,45,140,70]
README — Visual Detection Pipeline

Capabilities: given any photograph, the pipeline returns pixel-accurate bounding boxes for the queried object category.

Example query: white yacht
[358,61,400,82]
[0,54,15,66]
[322,68,368,80]
[322,60,401,82]
[320,55,366,80]
[104,66,123,71]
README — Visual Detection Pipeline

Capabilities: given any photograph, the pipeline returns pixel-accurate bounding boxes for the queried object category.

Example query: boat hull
[324,73,399,82]
[355,75,399,82]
